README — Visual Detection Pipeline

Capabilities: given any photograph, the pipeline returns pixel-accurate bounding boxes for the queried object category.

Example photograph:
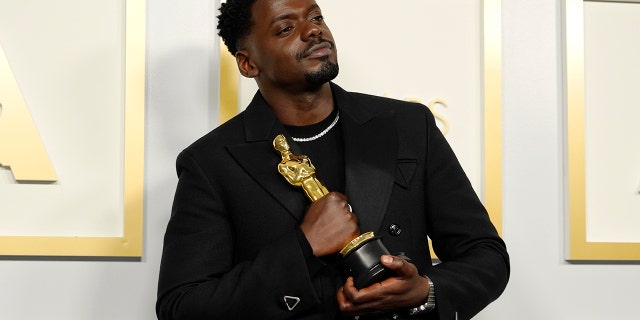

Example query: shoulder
[180,111,246,160]
[341,90,436,127]
[332,83,433,119]
[354,91,428,113]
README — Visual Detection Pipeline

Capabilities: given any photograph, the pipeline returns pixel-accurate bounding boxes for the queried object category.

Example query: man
[156,0,509,319]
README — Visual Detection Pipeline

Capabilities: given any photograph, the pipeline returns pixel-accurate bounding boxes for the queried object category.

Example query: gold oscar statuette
[273,134,392,289]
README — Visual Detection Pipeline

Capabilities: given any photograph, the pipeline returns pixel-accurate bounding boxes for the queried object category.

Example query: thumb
[380,254,415,277]
[380,255,402,269]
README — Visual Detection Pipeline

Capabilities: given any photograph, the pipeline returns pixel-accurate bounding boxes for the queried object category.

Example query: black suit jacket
[157,83,509,320]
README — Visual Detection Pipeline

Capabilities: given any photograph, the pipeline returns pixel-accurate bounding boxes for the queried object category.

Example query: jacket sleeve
[421,109,510,320]
[156,150,325,320]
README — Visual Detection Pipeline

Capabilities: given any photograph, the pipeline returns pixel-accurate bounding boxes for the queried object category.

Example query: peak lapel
[337,90,397,235]
[226,92,308,222]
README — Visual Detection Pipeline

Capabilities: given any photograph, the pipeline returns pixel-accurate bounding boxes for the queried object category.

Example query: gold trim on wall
[564,0,640,260]
[219,1,503,234]
[0,0,145,257]
[483,0,503,234]
[219,40,239,124]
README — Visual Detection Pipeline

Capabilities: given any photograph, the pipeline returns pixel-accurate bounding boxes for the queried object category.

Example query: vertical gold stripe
[122,0,146,256]
[483,0,503,235]
[430,1,503,259]
[219,41,239,124]
[566,0,587,260]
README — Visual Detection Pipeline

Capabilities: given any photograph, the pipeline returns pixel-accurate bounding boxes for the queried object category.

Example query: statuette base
[340,234,393,289]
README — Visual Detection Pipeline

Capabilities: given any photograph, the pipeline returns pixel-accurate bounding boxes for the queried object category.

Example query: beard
[304,59,339,85]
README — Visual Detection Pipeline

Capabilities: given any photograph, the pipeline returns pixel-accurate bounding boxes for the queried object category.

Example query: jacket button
[388,224,402,236]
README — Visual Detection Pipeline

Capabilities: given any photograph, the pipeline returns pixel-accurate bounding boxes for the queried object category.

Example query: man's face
[240,0,338,90]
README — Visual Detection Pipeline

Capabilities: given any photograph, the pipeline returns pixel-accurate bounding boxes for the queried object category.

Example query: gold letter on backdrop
[0,45,57,182]
[405,97,451,135]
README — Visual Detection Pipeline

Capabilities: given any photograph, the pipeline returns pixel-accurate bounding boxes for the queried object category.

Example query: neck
[259,82,334,126]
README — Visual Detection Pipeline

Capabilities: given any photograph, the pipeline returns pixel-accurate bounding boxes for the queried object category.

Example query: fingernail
[382,255,393,264]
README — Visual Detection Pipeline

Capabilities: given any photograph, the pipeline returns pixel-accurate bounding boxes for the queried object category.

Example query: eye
[311,15,324,23]
[276,25,294,36]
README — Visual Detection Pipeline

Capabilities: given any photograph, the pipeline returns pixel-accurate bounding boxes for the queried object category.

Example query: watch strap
[407,276,436,315]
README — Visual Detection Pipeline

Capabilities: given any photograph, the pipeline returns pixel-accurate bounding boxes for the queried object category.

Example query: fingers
[324,191,348,203]
[327,193,355,216]
[338,283,401,316]
[337,278,381,315]
[339,274,389,306]
[341,256,413,301]
[300,192,360,256]
[336,278,354,311]
[379,255,413,276]
[337,256,430,316]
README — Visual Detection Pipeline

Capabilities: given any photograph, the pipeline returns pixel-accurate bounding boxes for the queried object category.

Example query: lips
[303,41,333,59]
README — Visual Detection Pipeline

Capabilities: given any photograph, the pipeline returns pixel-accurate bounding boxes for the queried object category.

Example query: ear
[236,50,259,78]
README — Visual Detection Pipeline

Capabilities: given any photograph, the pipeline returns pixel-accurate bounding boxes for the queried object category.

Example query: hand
[337,255,430,316]
[300,192,360,257]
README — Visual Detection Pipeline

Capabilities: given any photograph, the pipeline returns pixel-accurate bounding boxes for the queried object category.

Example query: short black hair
[217,0,257,56]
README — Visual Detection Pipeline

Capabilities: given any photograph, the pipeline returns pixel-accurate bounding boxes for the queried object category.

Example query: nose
[302,21,322,41]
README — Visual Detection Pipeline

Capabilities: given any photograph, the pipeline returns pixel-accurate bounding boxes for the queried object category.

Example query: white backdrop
[0,0,639,319]
[0,1,125,237]
[583,1,640,242]
[239,0,484,196]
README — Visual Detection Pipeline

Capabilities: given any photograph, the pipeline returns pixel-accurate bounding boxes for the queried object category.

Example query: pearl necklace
[291,111,340,142]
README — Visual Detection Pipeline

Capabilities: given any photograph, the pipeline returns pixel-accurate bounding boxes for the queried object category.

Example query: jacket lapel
[226,84,399,232]
[334,84,397,235]
[226,92,308,222]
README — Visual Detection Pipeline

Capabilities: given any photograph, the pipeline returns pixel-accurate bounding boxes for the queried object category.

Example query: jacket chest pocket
[394,159,417,189]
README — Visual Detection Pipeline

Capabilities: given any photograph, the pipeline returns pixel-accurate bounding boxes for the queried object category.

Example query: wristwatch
[407,276,436,315]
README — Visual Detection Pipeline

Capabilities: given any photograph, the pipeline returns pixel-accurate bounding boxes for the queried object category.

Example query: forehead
[251,0,321,27]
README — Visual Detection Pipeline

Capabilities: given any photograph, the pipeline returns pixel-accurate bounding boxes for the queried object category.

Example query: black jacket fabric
[156,83,509,320]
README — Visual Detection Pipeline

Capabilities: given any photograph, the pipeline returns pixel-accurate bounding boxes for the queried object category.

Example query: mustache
[296,39,335,60]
